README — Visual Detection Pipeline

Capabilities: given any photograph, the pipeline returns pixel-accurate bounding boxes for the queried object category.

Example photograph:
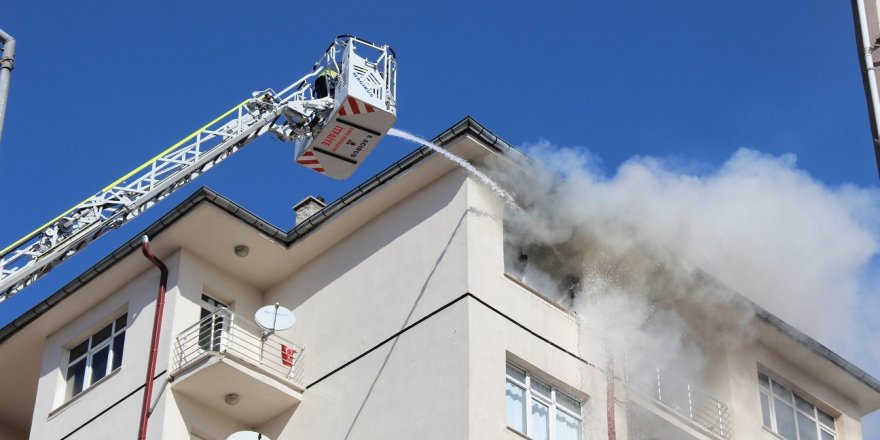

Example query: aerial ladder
[0,35,397,300]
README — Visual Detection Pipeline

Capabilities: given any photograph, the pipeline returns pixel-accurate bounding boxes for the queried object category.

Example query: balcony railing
[172,308,305,384]
[629,366,731,439]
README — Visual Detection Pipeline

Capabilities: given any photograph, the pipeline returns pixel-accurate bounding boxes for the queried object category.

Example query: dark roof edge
[3,116,877,400]
[285,116,524,242]
[752,300,880,395]
[0,116,500,343]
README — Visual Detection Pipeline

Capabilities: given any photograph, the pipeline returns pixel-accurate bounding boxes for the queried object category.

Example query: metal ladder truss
[0,36,396,301]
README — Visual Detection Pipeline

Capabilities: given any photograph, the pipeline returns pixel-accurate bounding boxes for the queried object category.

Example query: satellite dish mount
[255,303,296,340]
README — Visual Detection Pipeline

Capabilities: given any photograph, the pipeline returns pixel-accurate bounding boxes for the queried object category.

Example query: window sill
[506,426,531,439]
[48,367,122,420]
[503,272,578,317]
[761,426,788,440]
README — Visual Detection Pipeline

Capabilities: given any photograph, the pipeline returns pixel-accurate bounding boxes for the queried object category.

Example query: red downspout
[606,359,617,440]
[138,236,168,440]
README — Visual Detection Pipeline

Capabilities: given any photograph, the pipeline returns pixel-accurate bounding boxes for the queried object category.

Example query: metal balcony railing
[629,366,732,439]
[172,308,305,384]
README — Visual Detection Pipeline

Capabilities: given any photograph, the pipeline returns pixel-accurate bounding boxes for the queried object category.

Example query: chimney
[293,195,326,225]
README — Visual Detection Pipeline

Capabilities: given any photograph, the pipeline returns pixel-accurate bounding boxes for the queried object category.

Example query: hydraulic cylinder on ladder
[0,35,397,300]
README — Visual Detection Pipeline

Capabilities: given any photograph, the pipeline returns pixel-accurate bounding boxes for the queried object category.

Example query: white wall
[22,162,875,440]
[155,248,266,439]
[256,169,472,439]
[722,342,864,440]
[29,251,182,439]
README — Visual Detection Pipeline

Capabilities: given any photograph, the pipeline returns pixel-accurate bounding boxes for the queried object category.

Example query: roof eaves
[11,116,875,401]
[752,301,880,394]
[0,116,508,343]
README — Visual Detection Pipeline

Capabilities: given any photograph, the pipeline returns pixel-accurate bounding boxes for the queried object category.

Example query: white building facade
[0,118,878,439]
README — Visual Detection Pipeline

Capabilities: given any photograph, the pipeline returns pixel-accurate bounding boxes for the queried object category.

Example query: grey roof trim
[752,301,880,394]
[0,116,506,343]
[2,116,877,399]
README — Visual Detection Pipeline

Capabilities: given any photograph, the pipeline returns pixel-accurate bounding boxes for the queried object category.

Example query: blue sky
[2,0,879,435]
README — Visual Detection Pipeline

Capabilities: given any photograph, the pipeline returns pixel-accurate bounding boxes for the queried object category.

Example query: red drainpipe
[607,359,617,440]
[138,236,168,440]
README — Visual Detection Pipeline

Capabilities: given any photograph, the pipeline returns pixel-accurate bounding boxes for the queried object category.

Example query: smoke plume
[486,140,880,385]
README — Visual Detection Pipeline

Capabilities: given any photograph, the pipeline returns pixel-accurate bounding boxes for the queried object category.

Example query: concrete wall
[19,164,876,439]
[155,248,266,439]
[29,251,182,439]
[258,169,472,439]
[722,342,864,440]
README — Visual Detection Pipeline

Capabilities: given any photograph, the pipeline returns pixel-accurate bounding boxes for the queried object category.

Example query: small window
[506,362,582,440]
[758,371,836,440]
[66,313,128,398]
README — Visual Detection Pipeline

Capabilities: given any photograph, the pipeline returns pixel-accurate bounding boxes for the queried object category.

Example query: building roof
[1,116,878,398]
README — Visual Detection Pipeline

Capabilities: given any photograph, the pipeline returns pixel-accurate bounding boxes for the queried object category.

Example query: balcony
[170,308,305,426]
[626,367,732,440]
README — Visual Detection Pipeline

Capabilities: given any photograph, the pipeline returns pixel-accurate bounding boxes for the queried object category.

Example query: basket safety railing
[628,366,732,439]
[172,308,305,385]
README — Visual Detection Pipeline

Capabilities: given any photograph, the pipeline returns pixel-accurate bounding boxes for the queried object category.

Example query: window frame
[506,362,582,440]
[65,313,128,399]
[758,371,836,440]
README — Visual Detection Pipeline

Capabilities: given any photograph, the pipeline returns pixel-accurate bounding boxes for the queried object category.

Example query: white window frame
[65,313,128,399]
[758,371,836,440]
[506,362,582,440]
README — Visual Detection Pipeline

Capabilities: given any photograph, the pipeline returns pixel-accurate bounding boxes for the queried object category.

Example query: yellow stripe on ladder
[0,98,251,257]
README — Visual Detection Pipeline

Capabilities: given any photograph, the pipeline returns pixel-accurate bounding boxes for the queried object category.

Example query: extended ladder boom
[0,36,397,300]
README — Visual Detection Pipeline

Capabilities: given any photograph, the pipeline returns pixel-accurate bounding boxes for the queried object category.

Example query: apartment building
[0,117,878,439]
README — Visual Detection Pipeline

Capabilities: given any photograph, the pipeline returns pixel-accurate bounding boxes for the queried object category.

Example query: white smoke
[487,140,880,382]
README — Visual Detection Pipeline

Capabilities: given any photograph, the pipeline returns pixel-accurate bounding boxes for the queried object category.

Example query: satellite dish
[228,431,271,440]
[255,303,296,332]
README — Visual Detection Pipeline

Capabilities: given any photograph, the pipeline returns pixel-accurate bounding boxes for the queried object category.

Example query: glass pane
[70,340,89,362]
[115,313,128,331]
[758,372,770,389]
[531,400,549,440]
[773,381,793,401]
[505,381,526,433]
[506,363,526,383]
[760,392,772,428]
[817,409,834,429]
[556,391,580,414]
[111,333,125,370]
[774,398,797,440]
[90,345,110,384]
[202,294,227,308]
[556,411,580,440]
[66,359,86,397]
[821,429,835,440]
[797,412,818,440]
[198,316,212,351]
[531,377,551,398]
[92,323,113,345]
[795,395,814,414]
